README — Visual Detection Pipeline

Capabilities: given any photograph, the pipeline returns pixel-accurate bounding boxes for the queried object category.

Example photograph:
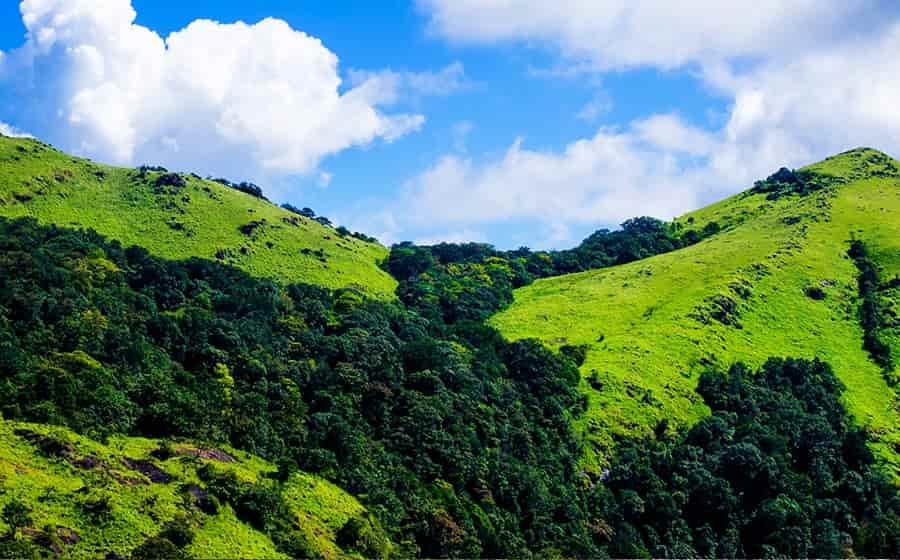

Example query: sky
[1,1,899,249]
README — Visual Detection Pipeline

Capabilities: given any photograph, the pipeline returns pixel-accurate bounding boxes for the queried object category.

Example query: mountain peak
[803,147,899,180]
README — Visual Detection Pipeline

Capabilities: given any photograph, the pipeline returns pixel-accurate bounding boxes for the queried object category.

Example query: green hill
[492,148,900,477]
[0,135,396,298]
[0,419,385,559]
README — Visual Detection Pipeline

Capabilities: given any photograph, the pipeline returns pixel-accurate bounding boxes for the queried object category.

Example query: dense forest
[0,217,586,557]
[0,215,898,557]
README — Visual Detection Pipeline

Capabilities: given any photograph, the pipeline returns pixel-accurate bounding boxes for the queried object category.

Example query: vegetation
[384,216,699,329]
[597,358,900,558]
[0,216,590,557]
[0,136,396,298]
[848,240,896,380]
[0,420,368,559]
[493,148,900,477]
[2,135,899,557]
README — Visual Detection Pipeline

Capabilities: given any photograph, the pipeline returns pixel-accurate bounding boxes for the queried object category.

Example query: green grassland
[0,419,369,559]
[492,148,900,478]
[0,135,396,298]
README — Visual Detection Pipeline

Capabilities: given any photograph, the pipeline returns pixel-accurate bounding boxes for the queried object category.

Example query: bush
[336,513,392,560]
[805,286,827,300]
[80,493,113,521]
[131,537,184,560]
[2,499,32,537]
[559,344,590,367]
[159,515,194,548]
[155,174,186,189]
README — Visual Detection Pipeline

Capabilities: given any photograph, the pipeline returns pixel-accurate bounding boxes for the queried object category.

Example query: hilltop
[492,148,900,476]
[0,135,396,298]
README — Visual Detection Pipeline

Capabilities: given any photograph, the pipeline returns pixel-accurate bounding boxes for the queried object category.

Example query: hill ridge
[0,135,397,298]
[492,148,900,478]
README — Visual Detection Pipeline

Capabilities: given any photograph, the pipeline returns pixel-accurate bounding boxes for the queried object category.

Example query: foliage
[0,418,366,559]
[751,167,838,200]
[848,240,895,379]
[0,216,588,557]
[131,536,187,560]
[336,513,392,560]
[2,499,32,537]
[159,515,196,548]
[386,216,693,327]
[209,177,267,200]
[597,358,900,558]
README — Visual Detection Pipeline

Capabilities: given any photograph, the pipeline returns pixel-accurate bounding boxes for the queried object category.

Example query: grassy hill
[0,135,396,298]
[492,148,900,478]
[0,419,381,559]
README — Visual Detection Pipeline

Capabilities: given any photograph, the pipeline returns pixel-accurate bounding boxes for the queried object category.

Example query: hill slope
[492,148,900,477]
[0,135,396,298]
[0,419,383,559]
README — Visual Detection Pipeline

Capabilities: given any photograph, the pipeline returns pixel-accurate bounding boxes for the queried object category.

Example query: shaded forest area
[0,217,897,557]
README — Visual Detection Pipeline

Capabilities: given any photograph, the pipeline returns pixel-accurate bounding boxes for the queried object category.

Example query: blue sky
[1,1,898,248]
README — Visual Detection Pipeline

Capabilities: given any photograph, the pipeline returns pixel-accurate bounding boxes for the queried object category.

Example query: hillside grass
[0,419,367,559]
[0,135,396,298]
[492,148,900,478]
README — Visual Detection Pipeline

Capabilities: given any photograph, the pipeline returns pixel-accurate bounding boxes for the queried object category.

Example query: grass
[0,419,368,559]
[0,135,397,299]
[492,148,900,479]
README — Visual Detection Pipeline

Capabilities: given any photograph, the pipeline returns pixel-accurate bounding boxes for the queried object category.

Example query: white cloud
[404,117,711,232]
[348,61,472,103]
[0,121,33,138]
[418,0,874,70]
[401,0,900,244]
[2,0,427,177]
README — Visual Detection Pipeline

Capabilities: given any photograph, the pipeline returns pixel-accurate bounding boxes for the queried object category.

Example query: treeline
[281,204,377,243]
[848,240,896,383]
[385,217,709,325]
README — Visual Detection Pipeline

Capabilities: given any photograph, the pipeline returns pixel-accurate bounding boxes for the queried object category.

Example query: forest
[0,215,897,558]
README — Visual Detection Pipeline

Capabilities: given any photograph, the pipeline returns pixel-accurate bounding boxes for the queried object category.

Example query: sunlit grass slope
[0,135,396,298]
[493,148,900,477]
[0,419,368,559]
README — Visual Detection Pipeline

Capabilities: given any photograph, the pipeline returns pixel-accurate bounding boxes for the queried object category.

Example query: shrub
[159,515,194,548]
[131,536,184,560]
[2,499,32,537]
[559,344,590,367]
[155,174,186,189]
[805,286,827,300]
[336,513,392,560]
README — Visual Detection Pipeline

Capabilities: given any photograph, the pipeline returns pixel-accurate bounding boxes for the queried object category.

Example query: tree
[2,499,32,537]
[131,536,185,560]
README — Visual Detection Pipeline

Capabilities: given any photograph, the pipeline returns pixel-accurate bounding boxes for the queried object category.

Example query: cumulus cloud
[402,0,900,244]
[1,0,427,177]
